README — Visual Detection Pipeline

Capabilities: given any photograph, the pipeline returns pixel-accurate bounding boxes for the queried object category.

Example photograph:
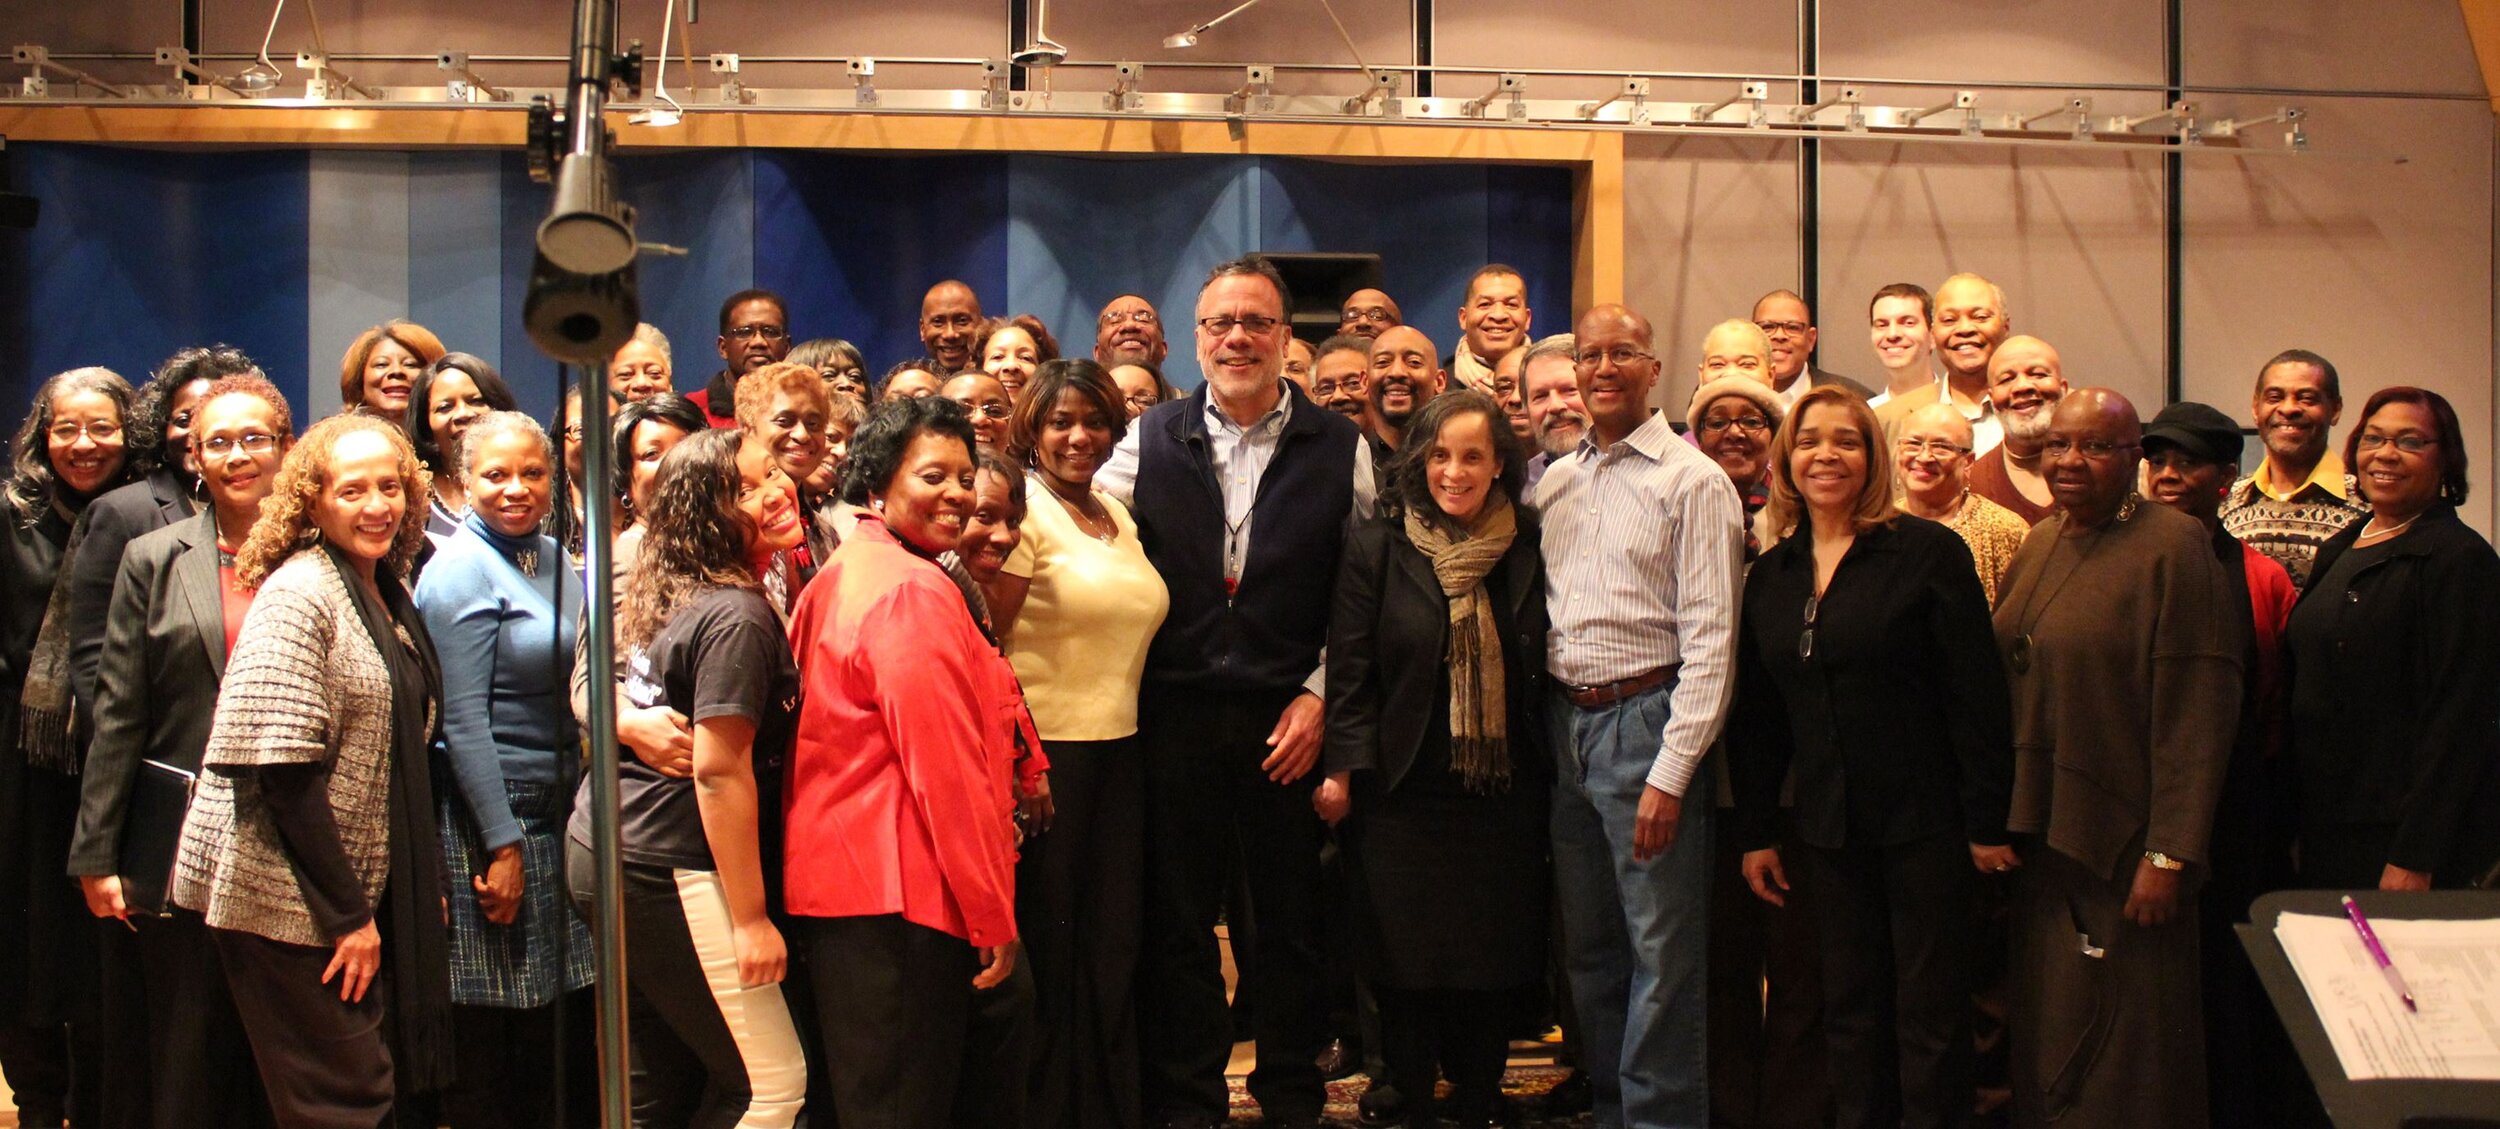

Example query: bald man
[1965,335,2068,525]
[919,280,984,373]
[1096,292,1169,368]
[1697,319,1775,390]
[1875,273,2009,456]
[1363,325,1446,481]
[1994,388,2239,1129]
[1540,303,1744,1129]
[1338,287,1402,340]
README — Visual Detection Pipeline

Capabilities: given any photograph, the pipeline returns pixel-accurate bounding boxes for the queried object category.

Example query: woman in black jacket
[0,365,139,1128]
[1320,390,1548,1129]
[69,373,293,1129]
[2285,386,2500,890]
[1728,386,2013,1129]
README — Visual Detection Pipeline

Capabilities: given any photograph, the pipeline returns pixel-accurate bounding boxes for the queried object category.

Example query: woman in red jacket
[785,396,1028,1129]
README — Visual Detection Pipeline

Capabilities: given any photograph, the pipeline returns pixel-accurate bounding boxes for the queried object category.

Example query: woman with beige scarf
[1319,390,1550,1129]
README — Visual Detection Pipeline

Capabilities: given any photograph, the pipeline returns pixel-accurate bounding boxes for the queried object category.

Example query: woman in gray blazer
[69,374,294,1129]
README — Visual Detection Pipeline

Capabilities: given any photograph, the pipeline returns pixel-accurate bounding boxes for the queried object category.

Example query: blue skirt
[440,778,595,1008]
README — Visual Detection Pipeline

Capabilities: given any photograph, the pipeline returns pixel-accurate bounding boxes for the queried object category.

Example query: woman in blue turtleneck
[411,411,593,1129]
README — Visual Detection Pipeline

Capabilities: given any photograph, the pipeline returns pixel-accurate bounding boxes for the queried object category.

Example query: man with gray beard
[1520,334,1587,493]
[1966,335,2066,525]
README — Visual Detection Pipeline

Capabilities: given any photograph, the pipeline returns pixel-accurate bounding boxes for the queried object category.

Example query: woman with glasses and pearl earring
[2284,386,2500,891]
[1728,386,2012,1129]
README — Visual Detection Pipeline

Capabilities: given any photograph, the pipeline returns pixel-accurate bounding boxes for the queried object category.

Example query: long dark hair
[618,429,757,653]
[609,392,710,519]
[1388,389,1522,532]
[7,366,138,517]
[407,352,519,473]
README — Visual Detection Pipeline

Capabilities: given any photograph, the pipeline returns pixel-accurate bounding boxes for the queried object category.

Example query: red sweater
[782,516,1021,946]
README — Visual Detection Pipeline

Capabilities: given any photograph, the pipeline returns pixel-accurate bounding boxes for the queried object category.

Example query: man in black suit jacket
[1755,290,1876,411]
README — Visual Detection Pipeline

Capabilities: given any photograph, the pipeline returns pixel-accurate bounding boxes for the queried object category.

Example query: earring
[872,499,885,513]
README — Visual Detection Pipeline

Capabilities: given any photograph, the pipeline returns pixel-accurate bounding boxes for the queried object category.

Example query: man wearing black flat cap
[2141,400,2299,1129]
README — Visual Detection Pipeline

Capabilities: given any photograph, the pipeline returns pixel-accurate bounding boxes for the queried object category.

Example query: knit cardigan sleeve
[203,565,341,770]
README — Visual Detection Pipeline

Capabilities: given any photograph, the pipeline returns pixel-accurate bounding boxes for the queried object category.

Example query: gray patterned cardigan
[172,549,412,947]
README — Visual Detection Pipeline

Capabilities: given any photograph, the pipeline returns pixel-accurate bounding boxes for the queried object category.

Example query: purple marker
[2341,895,2418,1013]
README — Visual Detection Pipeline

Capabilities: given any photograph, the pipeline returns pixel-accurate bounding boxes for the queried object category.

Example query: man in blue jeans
[1532,304,1744,1128]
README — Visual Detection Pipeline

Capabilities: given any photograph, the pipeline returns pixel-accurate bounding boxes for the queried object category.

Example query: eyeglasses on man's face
[725,324,788,342]
[1573,347,1655,369]
[1198,315,1283,337]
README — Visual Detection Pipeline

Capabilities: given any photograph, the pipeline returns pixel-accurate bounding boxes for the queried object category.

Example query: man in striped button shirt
[1534,304,1745,1129]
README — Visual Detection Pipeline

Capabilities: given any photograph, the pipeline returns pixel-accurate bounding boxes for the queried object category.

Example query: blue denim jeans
[1549,682,1716,1129]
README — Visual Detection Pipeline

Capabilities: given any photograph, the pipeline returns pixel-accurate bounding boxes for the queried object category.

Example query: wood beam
[2464,0,2500,113]
[1573,130,1624,314]
[0,102,1628,315]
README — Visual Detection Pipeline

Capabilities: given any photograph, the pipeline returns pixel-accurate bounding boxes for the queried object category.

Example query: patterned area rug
[1227,1065,1593,1127]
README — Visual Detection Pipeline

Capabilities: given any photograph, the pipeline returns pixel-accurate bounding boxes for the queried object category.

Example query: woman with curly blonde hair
[173,413,457,1128]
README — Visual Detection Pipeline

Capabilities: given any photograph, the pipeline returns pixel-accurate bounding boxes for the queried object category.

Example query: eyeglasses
[2041,438,2135,460]
[725,324,788,342]
[1699,414,1770,435]
[1755,320,1811,338]
[2356,433,2435,454]
[1798,595,1819,661]
[559,425,586,441]
[1099,308,1160,326]
[958,403,1012,420]
[47,421,123,443]
[1197,315,1283,337]
[1575,347,1655,369]
[1896,438,1971,458]
[197,432,278,457]
[1123,393,1160,411]
[1340,306,1396,325]
[1311,377,1366,399]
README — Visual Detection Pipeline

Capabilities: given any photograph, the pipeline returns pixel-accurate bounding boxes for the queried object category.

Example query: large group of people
[0,253,2489,1129]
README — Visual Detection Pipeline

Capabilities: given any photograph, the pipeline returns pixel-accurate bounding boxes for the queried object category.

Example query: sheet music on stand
[2274,911,2500,1081]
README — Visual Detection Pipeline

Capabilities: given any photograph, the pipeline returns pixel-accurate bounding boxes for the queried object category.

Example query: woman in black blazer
[2285,386,2500,890]
[67,374,293,1129]
[1727,387,2012,1129]
[1320,390,1548,1129]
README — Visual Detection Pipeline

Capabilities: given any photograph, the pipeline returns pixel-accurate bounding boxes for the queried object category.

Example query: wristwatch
[2143,851,2186,872]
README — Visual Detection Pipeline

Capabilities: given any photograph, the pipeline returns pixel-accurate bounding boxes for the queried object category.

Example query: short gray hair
[1522,333,1578,370]
[629,322,672,363]
[460,410,554,483]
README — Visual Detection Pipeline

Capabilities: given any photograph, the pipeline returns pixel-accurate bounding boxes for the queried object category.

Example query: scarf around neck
[1401,492,1518,793]
[330,544,458,1094]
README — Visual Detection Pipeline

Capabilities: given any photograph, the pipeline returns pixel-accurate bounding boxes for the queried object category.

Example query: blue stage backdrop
[1,142,1572,432]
